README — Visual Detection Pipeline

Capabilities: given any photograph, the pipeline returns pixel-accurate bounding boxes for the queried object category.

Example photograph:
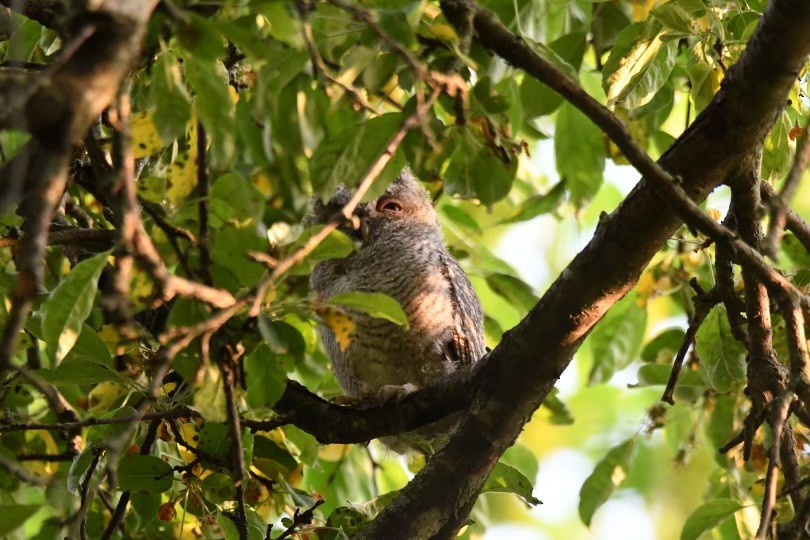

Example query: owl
[308,168,485,406]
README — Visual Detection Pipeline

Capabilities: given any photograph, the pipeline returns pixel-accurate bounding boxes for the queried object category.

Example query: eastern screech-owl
[308,168,485,405]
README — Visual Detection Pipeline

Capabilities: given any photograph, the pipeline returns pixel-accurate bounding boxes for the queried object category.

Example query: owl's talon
[330,394,365,406]
[377,383,418,403]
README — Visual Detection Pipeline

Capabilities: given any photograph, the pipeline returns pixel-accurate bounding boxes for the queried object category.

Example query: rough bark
[359,0,810,537]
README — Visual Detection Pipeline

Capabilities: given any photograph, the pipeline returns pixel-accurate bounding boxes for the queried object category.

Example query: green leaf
[443,128,515,205]
[782,232,810,267]
[706,394,737,455]
[211,224,266,289]
[87,406,138,444]
[253,436,298,474]
[184,55,236,166]
[288,227,357,276]
[634,363,706,388]
[587,292,647,385]
[283,425,318,466]
[695,306,747,393]
[520,33,587,119]
[328,506,369,536]
[651,3,694,36]
[131,492,161,523]
[542,387,574,425]
[0,504,40,536]
[201,472,235,504]
[485,273,538,314]
[603,23,678,109]
[762,112,794,182]
[117,455,174,493]
[257,316,305,360]
[482,462,542,506]
[150,52,192,143]
[310,113,404,196]
[197,422,230,460]
[501,443,540,483]
[555,102,605,205]
[499,182,566,224]
[177,14,225,62]
[327,292,409,327]
[41,251,110,363]
[579,437,637,526]
[524,37,580,82]
[209,173,265,227]
[641,327,685,363]
[37,357,121,386]
[687,47,720,113]
[27,318,113,370]
[194,366,227,422]
[441,204,482,235]
[245,345,287,409]
[67,446,98,495]
[680,499,743,540]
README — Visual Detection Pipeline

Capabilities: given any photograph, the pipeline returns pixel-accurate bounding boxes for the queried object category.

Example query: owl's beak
[360,217,371,243]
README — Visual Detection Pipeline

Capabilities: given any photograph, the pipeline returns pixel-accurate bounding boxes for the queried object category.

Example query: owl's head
[362,167,441,242]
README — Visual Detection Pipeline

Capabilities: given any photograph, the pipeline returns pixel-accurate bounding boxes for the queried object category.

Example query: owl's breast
[317,237,460,394]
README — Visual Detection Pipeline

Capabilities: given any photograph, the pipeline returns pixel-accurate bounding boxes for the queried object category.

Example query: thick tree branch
[359,0,810,537]
[245,371,473,443]
[0,0,160,375]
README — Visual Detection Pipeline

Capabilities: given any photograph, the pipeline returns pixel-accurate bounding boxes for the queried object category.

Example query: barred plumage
[308,168,485,405]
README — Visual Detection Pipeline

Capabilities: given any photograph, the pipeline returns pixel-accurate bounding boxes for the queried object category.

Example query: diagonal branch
[357,0,810,536]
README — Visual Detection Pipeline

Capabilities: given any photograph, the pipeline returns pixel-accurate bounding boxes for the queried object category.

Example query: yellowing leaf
[130,110,167,158]
[315,305,356,351]
[252,171,273,197]
[427,23,458,43]
[631,0,656,22]
[88,381,127,414]
[167,116,199,203]
[193,365,227,422]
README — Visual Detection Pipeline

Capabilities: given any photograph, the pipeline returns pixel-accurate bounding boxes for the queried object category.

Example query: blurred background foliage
[0,0,809,538]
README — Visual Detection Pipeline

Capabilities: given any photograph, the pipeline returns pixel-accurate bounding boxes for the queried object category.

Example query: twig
[0,448,51,485]
[715,211,748,344]
[780,297,810,395]
[197,120,213,285]
[719,407,766,458]
[275,499,325,540]
[139,199,197,278]
[15,365,82,454]
[439,0,810,316]
[297,0,383,115]
[0,148,70,374]
[766,133,810,258]
[661,280,719,404]
[76,447,103,540]
[761,182,810,254]
[0,405,199,433]
[325,0,425,78]
[249,88,440,316]
[756,392,794,539]
[100,419,161,540]
[0,227,115,249]
[221,344,249,540]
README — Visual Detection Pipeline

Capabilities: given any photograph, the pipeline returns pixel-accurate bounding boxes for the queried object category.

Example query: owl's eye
[377,199,403,213]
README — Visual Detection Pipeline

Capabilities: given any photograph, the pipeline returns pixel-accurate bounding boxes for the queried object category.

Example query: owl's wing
[438,251,485,367]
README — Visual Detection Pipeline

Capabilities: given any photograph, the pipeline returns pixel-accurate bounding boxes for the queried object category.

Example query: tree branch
[765,133,810,258]
[358,0,810,536]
